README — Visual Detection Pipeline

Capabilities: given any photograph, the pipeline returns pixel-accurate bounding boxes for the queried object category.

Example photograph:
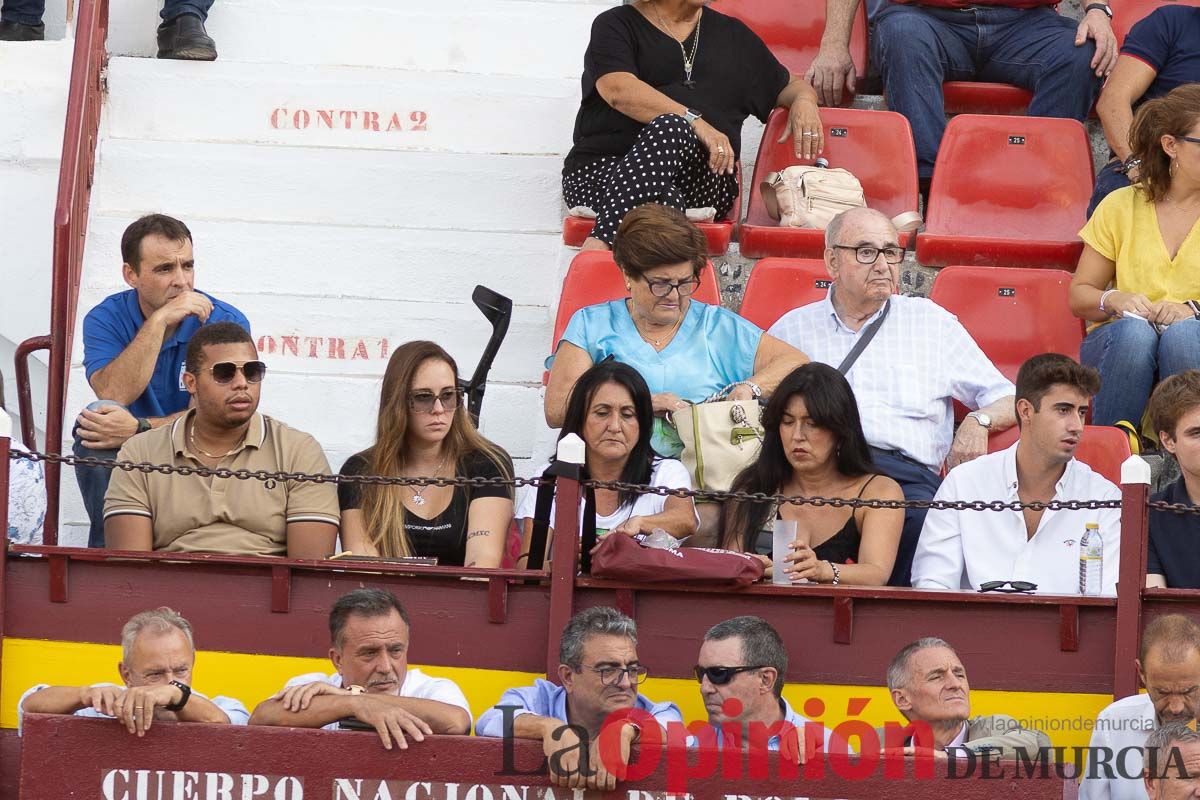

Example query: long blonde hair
[360,341,512,556]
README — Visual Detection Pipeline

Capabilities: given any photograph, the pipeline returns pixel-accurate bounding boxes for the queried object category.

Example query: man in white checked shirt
[768,208,1016,586]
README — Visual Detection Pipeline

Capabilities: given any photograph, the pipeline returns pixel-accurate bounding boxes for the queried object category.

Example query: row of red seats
[567,109,1094,268]
[548,252,1129,482]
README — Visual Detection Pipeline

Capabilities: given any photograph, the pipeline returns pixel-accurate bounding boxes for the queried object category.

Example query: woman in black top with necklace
[565,0,825,250]
[719,363,904,586]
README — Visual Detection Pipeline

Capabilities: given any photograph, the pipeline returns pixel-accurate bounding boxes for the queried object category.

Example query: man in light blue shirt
[476,606,682,791]
[693,616,841,760]
[18,607,248,736]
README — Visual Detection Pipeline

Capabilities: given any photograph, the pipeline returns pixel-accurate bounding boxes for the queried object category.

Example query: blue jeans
[72,400,124,549]
[1,0,212,24]
[870,447,943,587]
[1080,317,1200,427]
[1087,159,1131,218]
[872,5,1100,178]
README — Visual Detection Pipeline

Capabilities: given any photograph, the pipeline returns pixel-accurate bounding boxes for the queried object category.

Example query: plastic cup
[773,520,797,585]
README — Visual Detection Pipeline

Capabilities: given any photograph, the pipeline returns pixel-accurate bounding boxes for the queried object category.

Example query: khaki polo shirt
[103,411,339,556]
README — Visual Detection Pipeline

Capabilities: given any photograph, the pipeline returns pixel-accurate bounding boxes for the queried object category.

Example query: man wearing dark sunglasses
[476,607,681,791]
[74,214,250,548]
[694,616,839,761]
[881,638,1048,762]
[103,322,339,559]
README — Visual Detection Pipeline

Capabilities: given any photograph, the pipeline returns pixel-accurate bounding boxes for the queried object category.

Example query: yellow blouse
[1080,185,1200,307]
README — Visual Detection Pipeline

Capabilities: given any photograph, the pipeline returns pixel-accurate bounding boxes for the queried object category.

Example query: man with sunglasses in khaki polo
[694,616,840,761]
[476,606,682,791]
[103,321,339,558]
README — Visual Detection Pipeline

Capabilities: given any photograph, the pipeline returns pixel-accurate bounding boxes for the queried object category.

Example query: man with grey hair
[695,616,840,760]
[880,637,1047,759]
[17,607,247,735]
[476,606,682,791]
[769,207,1016,586]
[1081,614,1200,800]
[1142,721,1200,799]
[250,589,471,748]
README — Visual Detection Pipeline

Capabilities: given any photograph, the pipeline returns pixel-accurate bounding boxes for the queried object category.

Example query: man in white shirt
[249,588,471,748]
[1141,721,1200,800]
[912,354,1121,594]
[18,607,247,735]
[769,208,1016,585]
[1080,614,1200,800]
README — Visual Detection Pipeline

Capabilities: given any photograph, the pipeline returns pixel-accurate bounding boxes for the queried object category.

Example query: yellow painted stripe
[2,638,1109,750]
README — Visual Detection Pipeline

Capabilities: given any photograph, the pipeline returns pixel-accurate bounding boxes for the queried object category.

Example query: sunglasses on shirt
[978,580,1038,594]
[203,360,267,384]
[694,665,767,685]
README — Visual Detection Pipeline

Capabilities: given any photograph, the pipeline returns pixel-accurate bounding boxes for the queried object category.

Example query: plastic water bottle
[814,157,830,169]
[641,528,680,551]
[1079,523,1103,596]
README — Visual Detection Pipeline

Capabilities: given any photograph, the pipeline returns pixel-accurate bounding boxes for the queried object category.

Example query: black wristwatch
[165,680,192,712]
[1085,3,1113,18]
[135,417,151,435]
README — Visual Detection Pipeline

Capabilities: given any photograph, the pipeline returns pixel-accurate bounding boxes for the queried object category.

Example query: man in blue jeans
[1,0,217,59]
[807,0,1118,183]
[74,214,249,547]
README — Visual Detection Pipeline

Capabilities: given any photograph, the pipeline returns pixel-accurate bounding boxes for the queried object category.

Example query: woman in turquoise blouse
[545,204,807,457]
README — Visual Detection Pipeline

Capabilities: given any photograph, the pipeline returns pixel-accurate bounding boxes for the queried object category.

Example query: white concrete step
[108,0,615,77]
[92,138,566,233]
[0,39,73,161]
[105,57,579,155]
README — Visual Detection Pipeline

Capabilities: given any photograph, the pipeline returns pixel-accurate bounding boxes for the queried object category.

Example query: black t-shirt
[1147,477,1200,588]
[564,5,791,173]
[338,449,512,567]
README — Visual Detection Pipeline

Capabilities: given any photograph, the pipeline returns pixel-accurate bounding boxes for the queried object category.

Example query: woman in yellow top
[1070,84,1200,430]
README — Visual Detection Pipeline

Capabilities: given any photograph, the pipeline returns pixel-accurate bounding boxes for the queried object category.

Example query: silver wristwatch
[966,411,993,430]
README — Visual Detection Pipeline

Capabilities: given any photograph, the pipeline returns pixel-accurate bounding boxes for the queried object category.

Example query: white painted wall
[50,0,622,544]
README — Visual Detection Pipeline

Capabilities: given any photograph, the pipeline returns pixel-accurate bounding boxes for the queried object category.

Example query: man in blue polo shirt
[74,214,249,547]
[1089,4,1200,215]
[1146,371,1200,589]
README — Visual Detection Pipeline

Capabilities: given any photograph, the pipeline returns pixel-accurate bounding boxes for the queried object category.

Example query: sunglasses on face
[832,244,905,265]
[642,275,701,298]
[203,361,267,384]
[577,663,649,686]
[694,665,767,685]
[978,580,1038,594]
[408,389,460,414]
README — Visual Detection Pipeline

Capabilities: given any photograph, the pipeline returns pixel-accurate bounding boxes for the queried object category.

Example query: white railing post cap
[556,433,585,466]
[1120,455,1151,486]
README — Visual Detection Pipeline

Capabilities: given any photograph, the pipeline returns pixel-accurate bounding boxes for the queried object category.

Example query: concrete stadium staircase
[54,0,623,543]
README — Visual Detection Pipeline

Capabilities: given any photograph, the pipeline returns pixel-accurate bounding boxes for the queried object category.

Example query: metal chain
[7,447,1183,513]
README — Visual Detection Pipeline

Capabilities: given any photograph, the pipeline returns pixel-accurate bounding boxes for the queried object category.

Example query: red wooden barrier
[18,714,1078,800]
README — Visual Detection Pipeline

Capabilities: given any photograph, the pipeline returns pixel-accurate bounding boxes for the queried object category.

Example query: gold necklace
[188,420,246,459]
[634,311,684,348]
[409,452,450,507]
[651,1,702,88]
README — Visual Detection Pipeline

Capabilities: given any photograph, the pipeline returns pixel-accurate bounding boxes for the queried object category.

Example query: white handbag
[672,399,765,492]
[760,166,923,232]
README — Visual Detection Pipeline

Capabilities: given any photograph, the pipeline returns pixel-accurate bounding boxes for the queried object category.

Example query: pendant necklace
[653,3,702,88]
[635,311,684,348]
[410,453,449,507]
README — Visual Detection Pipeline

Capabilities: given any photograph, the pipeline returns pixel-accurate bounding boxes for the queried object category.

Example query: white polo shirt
[282,669,472,731]
[912,443,1122,594]
[1079,694,1157,800]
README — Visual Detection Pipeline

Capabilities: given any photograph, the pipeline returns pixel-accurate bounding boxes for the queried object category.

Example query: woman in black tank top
[718,363,904,586]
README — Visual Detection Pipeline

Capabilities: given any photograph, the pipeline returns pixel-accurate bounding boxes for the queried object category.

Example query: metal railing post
[545,436,585,680]
[1113,455,1151,699]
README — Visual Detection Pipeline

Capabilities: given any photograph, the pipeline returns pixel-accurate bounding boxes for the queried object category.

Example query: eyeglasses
[409,389,460,414]
[978,580,1038,594]
[832,244,905,264]
[576,663,649,686]
[203,361,267,384]
[642,275,701,298]
[1176,135,1200,144]
[694,665,767,685]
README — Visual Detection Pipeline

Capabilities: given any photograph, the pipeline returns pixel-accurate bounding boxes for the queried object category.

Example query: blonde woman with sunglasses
[338,341,514,567]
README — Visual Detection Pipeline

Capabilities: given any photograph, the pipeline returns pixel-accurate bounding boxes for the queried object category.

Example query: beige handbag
[761,166,923,232]
[671,398,765,492]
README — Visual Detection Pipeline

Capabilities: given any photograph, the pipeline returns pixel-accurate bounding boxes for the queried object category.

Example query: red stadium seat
[917,115,1094,269]
[1113,0,1200,47]
[550,251,722,350]
[740,107,920,259]
[739,258,831,330]
[941,82,1033,116]
[928,266,1085,384]
[988,425,1132,486]
[563,207,738,256]
[718,0,870,100]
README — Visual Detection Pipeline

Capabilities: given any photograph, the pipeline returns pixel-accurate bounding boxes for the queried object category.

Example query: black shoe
[0,20,46,41]
[156,14,217,61]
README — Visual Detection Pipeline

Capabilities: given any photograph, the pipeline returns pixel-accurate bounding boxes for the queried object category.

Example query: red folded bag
[590,533,765,587]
